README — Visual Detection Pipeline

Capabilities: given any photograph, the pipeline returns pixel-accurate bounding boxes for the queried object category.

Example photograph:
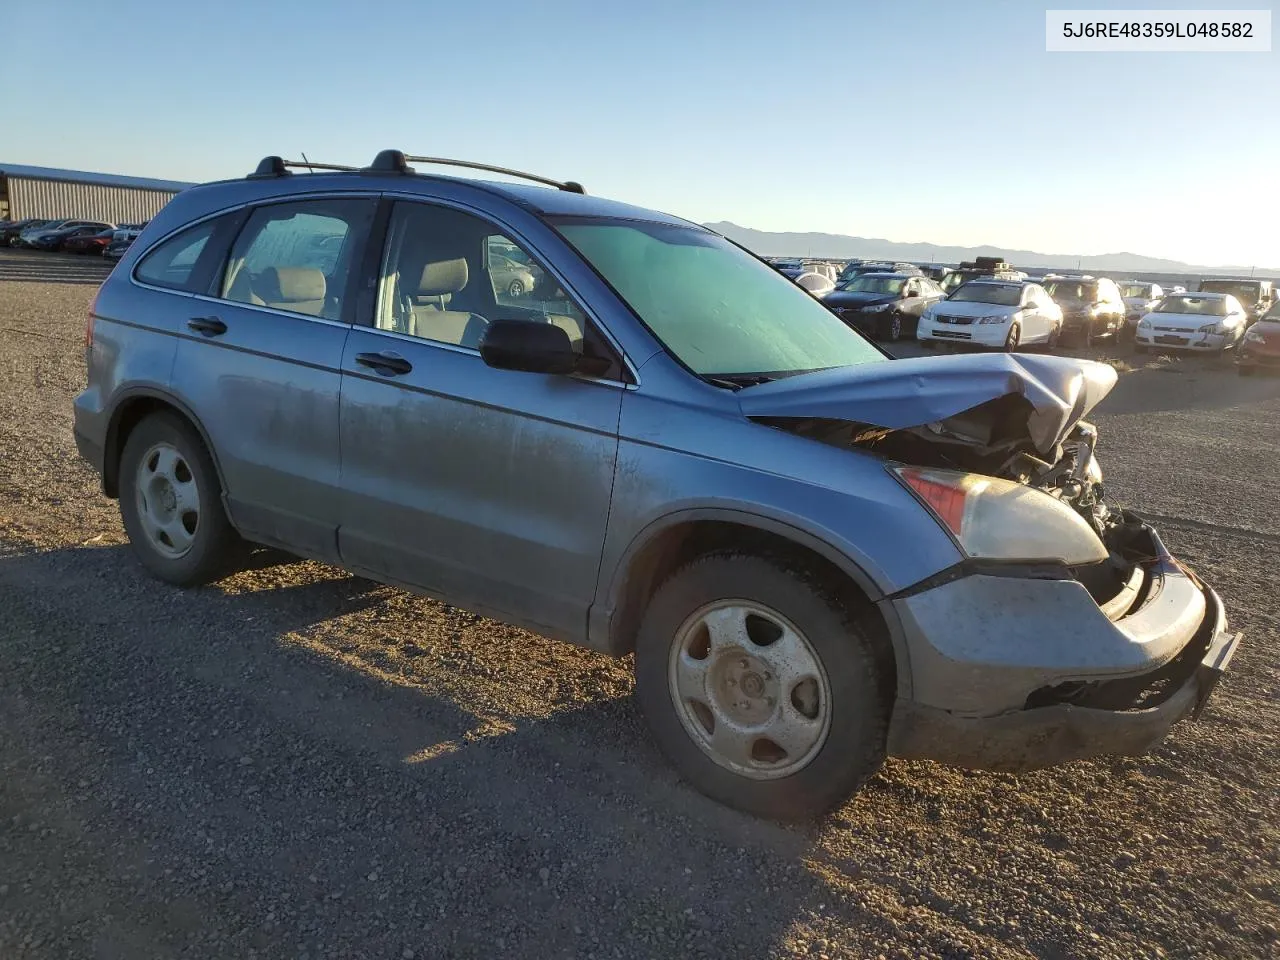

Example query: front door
[338,199,623,642]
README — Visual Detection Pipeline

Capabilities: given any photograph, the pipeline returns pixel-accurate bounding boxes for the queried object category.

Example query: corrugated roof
[0,163,193,194]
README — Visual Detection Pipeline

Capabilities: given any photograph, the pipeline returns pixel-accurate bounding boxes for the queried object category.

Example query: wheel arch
[597,509,907,697]
[102,388,227,500]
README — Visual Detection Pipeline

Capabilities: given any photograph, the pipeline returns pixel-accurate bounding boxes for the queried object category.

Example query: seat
[253,266,327,316]
[410,258,489,348]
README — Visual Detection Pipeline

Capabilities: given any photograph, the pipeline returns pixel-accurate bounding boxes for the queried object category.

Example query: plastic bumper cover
[884,522,1241,772]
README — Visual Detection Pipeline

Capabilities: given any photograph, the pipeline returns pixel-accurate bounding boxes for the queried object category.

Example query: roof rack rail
[248,156,358,178]
[369,150,585,194]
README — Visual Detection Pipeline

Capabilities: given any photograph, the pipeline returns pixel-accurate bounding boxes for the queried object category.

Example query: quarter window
[134,219,219,292]
[220,198,374,320]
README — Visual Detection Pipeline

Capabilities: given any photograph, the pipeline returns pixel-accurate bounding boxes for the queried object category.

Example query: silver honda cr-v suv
[73,150,1240,820]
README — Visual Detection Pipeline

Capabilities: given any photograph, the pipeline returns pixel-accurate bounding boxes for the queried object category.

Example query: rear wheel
[634,553,890,821]
[118,412,241,586]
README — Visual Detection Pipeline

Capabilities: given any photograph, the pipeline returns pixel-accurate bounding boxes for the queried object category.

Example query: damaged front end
[739,352,1241,772]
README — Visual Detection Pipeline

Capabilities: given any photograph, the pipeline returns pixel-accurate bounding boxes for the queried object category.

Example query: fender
[102,385,230,505]
[591,505,915,696]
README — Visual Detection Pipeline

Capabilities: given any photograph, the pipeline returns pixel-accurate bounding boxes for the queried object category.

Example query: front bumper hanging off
[884,518,1242,773]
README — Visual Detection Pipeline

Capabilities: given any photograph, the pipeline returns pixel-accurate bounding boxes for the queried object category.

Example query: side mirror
[478,319,577,375]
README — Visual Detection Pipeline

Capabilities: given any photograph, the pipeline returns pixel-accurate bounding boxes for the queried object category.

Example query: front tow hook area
[1192,628,1240,721]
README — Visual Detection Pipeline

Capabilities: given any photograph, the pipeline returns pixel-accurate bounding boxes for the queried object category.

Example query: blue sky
[4,0,1277,266]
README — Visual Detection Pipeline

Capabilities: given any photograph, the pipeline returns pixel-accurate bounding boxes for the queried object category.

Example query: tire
[1076,320,1094,349]
[118,412,241,586]
[1047,322,1061,350]
[883,312,903,342]
[507,279,525,298]
[633,552,891,821]
[1003,323,1021,352]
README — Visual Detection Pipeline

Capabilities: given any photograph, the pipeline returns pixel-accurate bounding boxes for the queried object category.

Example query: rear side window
[134,220,218,292]
[220,198,374,320]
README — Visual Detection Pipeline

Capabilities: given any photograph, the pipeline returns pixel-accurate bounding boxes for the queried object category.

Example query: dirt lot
[1,248,1278,959]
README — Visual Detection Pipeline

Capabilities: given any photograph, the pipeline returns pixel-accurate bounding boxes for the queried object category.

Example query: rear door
[167,195,377,561]
[337,198,624,641]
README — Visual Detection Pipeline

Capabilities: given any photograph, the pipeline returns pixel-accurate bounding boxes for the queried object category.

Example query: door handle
[188,316,227,337]
[355,351,413,376]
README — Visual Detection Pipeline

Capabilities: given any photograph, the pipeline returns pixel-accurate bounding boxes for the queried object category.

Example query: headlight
[1197,322,1221,334]
[1137,317,1152,329]
[863,302,892,313]
[977,314,1009,325]
[892,465,1108,564]
[1245,329,1266,344]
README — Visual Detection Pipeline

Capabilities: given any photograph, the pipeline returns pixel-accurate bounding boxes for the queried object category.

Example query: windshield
[1120,283,1152,299]
[1044,280,1096,302]
[838,276,905,295]
[553,218,885,377]
[1158,296,1227,316]
[948,283,1022,306]
[1199,280,1260,303]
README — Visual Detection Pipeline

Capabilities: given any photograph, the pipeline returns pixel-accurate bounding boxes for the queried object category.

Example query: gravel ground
[1,248,1278,959]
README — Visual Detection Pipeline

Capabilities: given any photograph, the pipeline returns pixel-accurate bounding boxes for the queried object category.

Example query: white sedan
[1133,292,1248,355]
[795,270,836,298]
[917,280,1063,351]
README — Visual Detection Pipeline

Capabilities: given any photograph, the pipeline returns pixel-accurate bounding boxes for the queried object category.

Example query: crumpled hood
[737,352,1118,454]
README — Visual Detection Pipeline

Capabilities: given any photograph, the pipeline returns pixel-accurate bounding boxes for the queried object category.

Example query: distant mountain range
[704,222,1280,279]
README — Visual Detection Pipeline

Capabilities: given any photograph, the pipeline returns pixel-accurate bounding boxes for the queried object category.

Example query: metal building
[0,163,193,225]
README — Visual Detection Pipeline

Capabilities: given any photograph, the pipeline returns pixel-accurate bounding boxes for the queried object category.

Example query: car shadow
[0,248,113,285]
[1,541,1261,958]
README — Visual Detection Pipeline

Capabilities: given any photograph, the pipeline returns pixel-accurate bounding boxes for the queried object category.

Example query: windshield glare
[839,276,905,295]
[1121,284,1152,299]
[554,219,886,377]
[1044,281,1095,302]
[1199,281,1260,303]
[1158,296,1227,316]
[948,283,1021,306]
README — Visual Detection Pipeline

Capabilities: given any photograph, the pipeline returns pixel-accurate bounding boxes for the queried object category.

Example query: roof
[481,180,695,225]
[0,163,194,194]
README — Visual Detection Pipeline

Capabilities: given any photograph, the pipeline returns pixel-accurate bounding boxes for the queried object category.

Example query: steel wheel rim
[133,441,201,559]
[509,280,524,297]
[668,600,832,781]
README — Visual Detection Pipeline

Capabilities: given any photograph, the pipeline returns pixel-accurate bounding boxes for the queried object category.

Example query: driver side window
[375,201,591,355]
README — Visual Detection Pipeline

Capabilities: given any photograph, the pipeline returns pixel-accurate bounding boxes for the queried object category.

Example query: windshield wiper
[703,373,777,390]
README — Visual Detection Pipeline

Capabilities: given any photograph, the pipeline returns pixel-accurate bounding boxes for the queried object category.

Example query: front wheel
[633,553,891,821]
[1003,323,1021,352]
[507,279,525,298]
[882,312,903,342]
[118,412,241,586]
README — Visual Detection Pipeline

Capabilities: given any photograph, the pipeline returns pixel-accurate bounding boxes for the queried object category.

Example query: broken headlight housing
[892,465,1108,565]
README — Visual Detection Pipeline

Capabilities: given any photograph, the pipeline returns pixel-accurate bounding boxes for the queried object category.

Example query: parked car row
[0,216,150,256]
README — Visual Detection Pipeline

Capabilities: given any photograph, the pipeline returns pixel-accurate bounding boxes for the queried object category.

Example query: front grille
[932,330,971,339]
[934,314,975,325]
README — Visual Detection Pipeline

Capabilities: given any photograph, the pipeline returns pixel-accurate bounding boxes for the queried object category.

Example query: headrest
[259,266,325,303]
[419,258,468,297]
